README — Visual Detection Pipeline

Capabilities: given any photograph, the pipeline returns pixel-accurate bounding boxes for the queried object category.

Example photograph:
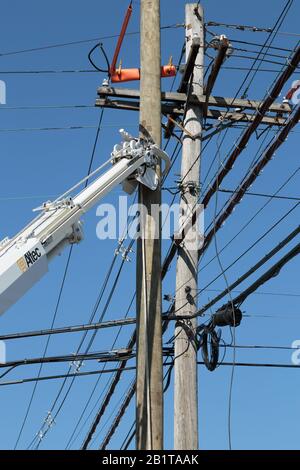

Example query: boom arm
[0,132,169,316]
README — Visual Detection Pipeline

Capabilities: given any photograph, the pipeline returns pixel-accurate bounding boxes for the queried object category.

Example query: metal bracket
[178,180,200,196]
[33,197,76,213]
[111,129,170,192]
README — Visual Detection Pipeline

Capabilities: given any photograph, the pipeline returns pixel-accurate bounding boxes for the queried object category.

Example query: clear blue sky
[0,0,300,450]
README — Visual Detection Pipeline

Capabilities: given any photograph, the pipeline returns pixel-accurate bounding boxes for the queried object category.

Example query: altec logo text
[17,248,42,272]
[24,248,42,268]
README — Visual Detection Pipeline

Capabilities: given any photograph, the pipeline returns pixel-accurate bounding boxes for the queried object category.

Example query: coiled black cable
[196,323,220,371]
[88,42,110,74]
[195,305,242,371]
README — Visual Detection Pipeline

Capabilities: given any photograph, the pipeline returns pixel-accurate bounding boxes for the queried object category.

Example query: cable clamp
[115,240,133,261]
[163,293,175,303]
[33,197,76,213]
[178,180,200,196]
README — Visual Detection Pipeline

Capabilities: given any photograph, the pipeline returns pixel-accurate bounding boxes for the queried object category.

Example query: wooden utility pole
[174,3,204,450]
[136,0,163,450]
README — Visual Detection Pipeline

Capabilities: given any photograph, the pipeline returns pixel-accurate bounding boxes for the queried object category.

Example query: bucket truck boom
[0,131,169,316]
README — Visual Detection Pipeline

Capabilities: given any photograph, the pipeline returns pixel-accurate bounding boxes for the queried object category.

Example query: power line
[200,165,300,274]
[101,358,175,450]
[14,247,73,450]
[80,330,136,449]
[1,361,298,390]
[0,24,183,58]
[201,106,300,258]
[0,317,136,342]
[229,38,295,54]
[0,125,136,132]
[99,380,136,450]
[80,39,187,450]
[223,343,299,351]
[29,199,138,448]
[81,73,201,451]
[232,241,300,307]
[231,53,300,69]
[201,43,300,211]
[164,196,300,321]
[166,155,300,308]
[0,104,94,110]
[0,367,137,387]
[205,21,273,33]
[30,244,134,450]
[1,349,136,371]
[162,40,300,278]
[0,69,98,74]
[197,362,300,368]
[231,51,299,70]
[221,65,299,73]
[1,65,296,75]
[92,15,300,448]
[65,293,136,450]
[195,222,300,318]
[15,109,105,450]
[219,188,300,201]
[203,288,300,299]
[173,237,300,321]
[210,15,298,430]
[205,20,300,38]
[220,45,295,62]
[202,1,295,201]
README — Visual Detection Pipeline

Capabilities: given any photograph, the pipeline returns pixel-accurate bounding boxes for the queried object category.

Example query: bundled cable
[196,305,242,371]
[196,323,221,371]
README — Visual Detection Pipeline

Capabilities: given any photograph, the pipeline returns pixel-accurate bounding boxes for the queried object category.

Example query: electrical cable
[0,317,136,342]
[218,188,300,201]
[168,197,300,320]
[13,247,73,449]
[0,367,137,387]
[119,360,174,450]
[31,240,134,450]
[201,165,300,275]
[2,360,299,390]
[212,130,237,450]
[162,17,300,279]
[65,293,135,450]
[167,119,284,312]
[88,43,110,74]
[79,39,187,450]
[201,105,300,258]
[18,109,105,449]
[0,24,184,58]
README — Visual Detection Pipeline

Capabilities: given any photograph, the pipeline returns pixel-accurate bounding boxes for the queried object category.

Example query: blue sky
[0,0,300,450]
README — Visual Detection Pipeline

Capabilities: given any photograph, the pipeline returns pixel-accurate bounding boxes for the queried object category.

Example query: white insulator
[130,139,137,150]
[119,128,133,141]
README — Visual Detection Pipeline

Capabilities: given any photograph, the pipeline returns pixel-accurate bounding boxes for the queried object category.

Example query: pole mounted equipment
[0,130,169,317]
[108,1,176,83]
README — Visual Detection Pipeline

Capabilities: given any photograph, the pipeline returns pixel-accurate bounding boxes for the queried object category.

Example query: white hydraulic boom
[0,131,170,316]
